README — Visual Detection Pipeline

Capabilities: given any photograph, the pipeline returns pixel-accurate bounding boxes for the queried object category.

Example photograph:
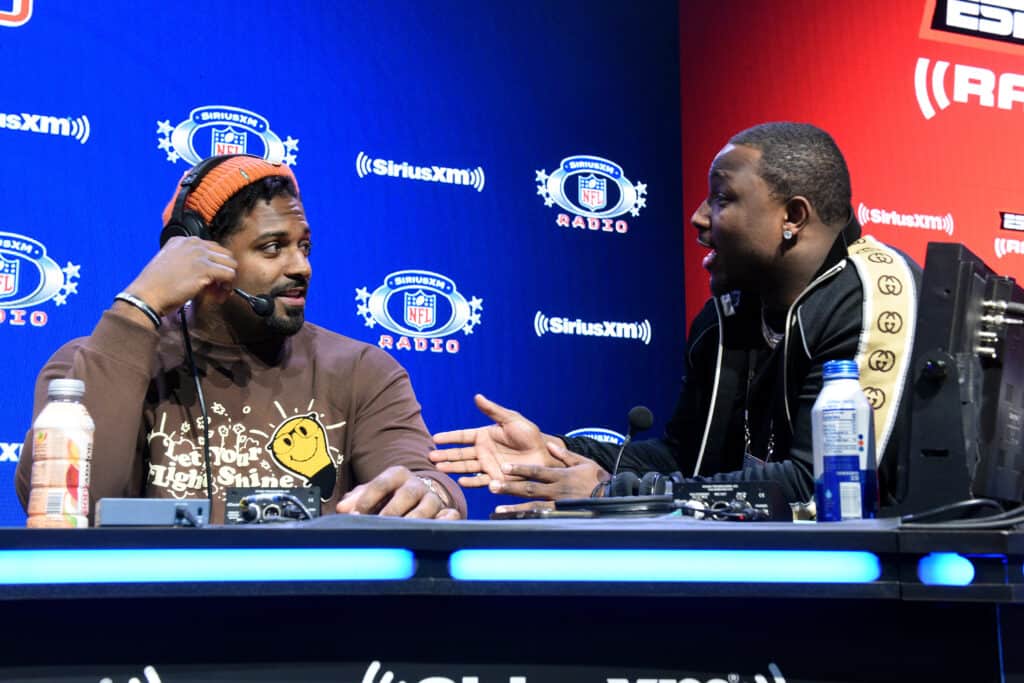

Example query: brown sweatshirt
[15,309,465,522]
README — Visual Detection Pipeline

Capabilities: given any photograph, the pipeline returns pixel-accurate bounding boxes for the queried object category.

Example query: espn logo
[995,236,1024,258]
[914,57,1024,119]
[931,0,1024,45]
[1002,211,1024,231]
[0,0,31,27]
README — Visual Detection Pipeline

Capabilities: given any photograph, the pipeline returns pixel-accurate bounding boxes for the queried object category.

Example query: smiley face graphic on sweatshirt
[265,412,336,499]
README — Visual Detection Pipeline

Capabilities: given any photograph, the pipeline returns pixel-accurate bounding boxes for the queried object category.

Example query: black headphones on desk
[558,470,771,520]
[604,470,686,497]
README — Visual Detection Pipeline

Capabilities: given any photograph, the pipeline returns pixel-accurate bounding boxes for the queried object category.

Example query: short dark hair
[208,176,299,243]
[729,122,851,226]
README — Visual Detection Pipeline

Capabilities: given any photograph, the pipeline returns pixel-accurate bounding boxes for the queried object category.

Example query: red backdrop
[680,0,1024,323]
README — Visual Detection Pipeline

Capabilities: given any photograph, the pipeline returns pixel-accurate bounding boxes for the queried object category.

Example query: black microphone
[608,405,654,487]
[234,288,274,317]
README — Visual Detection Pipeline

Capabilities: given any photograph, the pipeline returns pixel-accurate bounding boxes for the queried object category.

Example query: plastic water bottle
[26,379,94,528]
[811,360,878,522]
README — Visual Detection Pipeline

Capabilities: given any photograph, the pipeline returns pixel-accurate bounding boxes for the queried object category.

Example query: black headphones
[159,153,263,247]
[603,470,686,497]
[158,153,278,318]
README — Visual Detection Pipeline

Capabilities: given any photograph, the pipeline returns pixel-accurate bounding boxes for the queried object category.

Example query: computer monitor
[886,242,1024,516]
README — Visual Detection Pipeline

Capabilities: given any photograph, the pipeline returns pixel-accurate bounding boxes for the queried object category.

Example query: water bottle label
[815,455,862,521]
[33,427,93,462]
[820,407,864,457]
[838,481,863,519]
[27,486,89,517]
[30,459,91,489]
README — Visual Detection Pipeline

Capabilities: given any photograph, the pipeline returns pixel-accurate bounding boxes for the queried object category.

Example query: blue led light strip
[0,548,415,584]
[917,552,975,586]
[450,549,882,583]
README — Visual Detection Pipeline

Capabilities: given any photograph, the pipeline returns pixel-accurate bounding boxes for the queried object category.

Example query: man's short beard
[264,306,305,336]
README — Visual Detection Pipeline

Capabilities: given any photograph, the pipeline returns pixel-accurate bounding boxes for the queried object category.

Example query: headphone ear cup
[159,222,188,247]
[182,211,211,241]
[664,471,686,496]
[160,210,209,247]
[608,471,640,497]
[639,471,662,496]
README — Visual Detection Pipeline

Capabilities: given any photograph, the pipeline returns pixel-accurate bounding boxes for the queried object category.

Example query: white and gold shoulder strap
[846,235,917,461]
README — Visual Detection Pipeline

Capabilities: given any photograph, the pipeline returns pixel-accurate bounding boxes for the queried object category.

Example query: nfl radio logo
[578,174,606,211]
[212,126,247,156]
[404,290,436,331]
[0,255,18,298]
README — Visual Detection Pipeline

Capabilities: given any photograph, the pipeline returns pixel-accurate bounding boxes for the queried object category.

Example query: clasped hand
[429,394,610,512]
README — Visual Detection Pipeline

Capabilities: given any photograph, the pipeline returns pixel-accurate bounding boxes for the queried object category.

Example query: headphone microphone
[233,288,274,317]
[606,405,654,490]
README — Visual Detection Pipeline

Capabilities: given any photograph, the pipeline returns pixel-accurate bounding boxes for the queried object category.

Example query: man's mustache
[267,278,309,297]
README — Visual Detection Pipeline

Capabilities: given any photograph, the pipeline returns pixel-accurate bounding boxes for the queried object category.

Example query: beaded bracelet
[114,291,162,329]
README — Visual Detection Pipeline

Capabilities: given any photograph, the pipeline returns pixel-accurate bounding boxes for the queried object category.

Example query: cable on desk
[175,504,204,528]
[901,502,1024,530]
[899,498,1004,524]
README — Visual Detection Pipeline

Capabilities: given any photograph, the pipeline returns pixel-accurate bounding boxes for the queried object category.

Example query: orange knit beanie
[161,155,299,228]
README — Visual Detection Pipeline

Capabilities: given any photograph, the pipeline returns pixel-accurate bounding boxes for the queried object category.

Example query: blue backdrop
[0,0,685,521]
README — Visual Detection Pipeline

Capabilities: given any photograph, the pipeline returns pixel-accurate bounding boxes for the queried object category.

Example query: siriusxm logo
[608,662,786,683]
[0,112,90,144]
[356,152,485,192]
[157,105,298,165]
[98,666,161,683]
[0,231,80,327]
[534,311,651,345]
[914,57,1024,119]
[856,202,954,235]
[932,0,1024,46]
[356,270,483,354]
[0,0,31,27]
[0,442,21,463]
[536,155,648,235]
[362,660,524,683]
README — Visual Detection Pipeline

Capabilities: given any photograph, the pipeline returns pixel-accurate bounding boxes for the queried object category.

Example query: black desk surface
[1,515,1021,600]
[1,517,1021,682]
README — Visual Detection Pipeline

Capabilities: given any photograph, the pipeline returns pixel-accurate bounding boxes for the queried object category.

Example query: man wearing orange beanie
[16,154,465,524]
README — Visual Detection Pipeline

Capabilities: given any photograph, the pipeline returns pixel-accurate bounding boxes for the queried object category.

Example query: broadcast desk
[0,516,1021,683]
